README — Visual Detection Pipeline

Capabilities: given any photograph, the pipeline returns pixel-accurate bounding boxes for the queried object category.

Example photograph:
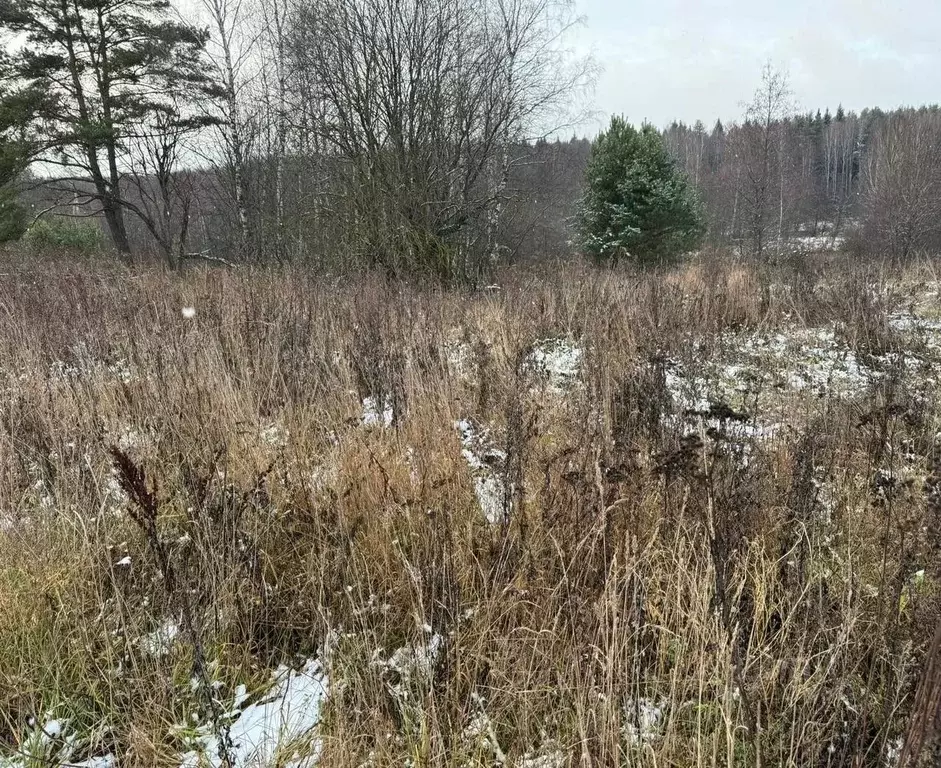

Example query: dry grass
[0,253,940,766]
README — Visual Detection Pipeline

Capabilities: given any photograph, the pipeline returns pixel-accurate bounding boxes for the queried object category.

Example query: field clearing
[2,255,941,766]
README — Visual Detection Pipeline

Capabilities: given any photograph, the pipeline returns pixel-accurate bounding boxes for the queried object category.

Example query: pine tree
[578,116,703,266]
[0,0,222,260]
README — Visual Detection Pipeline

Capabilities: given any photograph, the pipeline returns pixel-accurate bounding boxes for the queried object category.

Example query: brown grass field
[2,252,941,766]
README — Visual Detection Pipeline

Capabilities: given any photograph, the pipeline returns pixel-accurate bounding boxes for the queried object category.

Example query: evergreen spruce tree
[0,0,222,260]
[578,116,703,266]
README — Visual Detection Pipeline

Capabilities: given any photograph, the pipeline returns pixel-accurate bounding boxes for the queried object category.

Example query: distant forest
[662,105,941,259]
[19,104,941,269]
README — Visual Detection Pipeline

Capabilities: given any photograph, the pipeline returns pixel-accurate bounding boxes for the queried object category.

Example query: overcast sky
[572,0,941,133]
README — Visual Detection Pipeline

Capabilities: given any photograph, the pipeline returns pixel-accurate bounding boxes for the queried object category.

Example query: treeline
[663,70,941,260]
[2,0,940,275]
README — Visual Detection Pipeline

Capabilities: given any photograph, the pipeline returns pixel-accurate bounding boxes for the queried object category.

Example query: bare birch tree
[197,0,257,256]
[738,62,793,258]
[863,109,941,260]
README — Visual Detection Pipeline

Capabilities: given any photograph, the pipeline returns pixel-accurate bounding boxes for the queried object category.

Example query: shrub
[24,217,104,252]
[578,116,703,266]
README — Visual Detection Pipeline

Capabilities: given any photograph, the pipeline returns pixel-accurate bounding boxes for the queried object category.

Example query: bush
[24,217,104,252]
[578,116,703,266]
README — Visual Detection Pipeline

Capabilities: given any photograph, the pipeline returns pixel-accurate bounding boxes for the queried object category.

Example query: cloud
[575,0,941,131]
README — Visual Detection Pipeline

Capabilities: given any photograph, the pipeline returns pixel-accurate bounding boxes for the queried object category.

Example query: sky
[572,0,941,133]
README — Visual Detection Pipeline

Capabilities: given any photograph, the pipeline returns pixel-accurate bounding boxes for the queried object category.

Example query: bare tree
[286,0,591,281]
[863,109,941,261]
[253,0,291,262]
[737,62,793,258]
[197,0,258,256]
[125,110,208,267]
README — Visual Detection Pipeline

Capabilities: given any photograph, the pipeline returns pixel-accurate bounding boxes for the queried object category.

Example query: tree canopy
[578,116,703,266]
[0,0,222,260]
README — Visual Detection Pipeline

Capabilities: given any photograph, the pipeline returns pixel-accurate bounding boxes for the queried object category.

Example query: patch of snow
[0,717,113,768]
[665,324,883,420]
[114,426,151,453]
[259,423,289,448]
[104,471,129,510]
[374,633,443,690]
[517,747,565,768]
[49,343,135,384]
[180,659,328,768]
[455,419,507,524]
[791,234,845,252]
[443,329,474,379]
[182,306,197,319]
[141,619,181,656]
[526,338,582,393]
[885,736,904,767]
[461,709,508,764]
[624,698,665,746]
[362,396,394,428]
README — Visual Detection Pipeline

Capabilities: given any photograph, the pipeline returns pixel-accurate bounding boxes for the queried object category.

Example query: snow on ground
[455,419,507,524]
[2,661,329,768]
[259,422,289,448]
[0,717,114,768]
[463,703,565,767]
[372,630,444,702]
[665,324,880,423]
[180,659,328,768]
[517,747,566,768]
[362,396,394,427]
[49,343,134,384]
[526,339,582,394]
[791,234,845,252]
[662,323,895,457]
[624,699,666,747]
[443,329,474,379]
[141,618,181,656]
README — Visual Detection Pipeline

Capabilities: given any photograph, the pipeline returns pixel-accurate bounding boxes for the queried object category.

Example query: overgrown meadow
[2,253,941,767]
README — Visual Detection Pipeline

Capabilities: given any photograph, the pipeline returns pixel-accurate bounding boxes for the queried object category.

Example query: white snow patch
[114,426,151,453]
[362,396,394,428]
[455,419,507,524]
[443,329,474,379]
[375,633,443,686]
[49,344,134,384]
[517,748,566,768]
[259,423,289,448]
[141,619,181,656]
[0,717,113,768]
[180,659,328,768]
[526,339,582,393]
[624,699,665,746]
[665,324,881,418]
[792,234,845,252]
[885,736,904,766]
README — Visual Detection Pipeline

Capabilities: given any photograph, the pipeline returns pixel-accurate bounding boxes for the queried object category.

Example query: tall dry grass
[0,252,939,766]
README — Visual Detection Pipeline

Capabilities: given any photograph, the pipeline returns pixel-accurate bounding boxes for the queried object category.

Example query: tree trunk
[100,191,132,262]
